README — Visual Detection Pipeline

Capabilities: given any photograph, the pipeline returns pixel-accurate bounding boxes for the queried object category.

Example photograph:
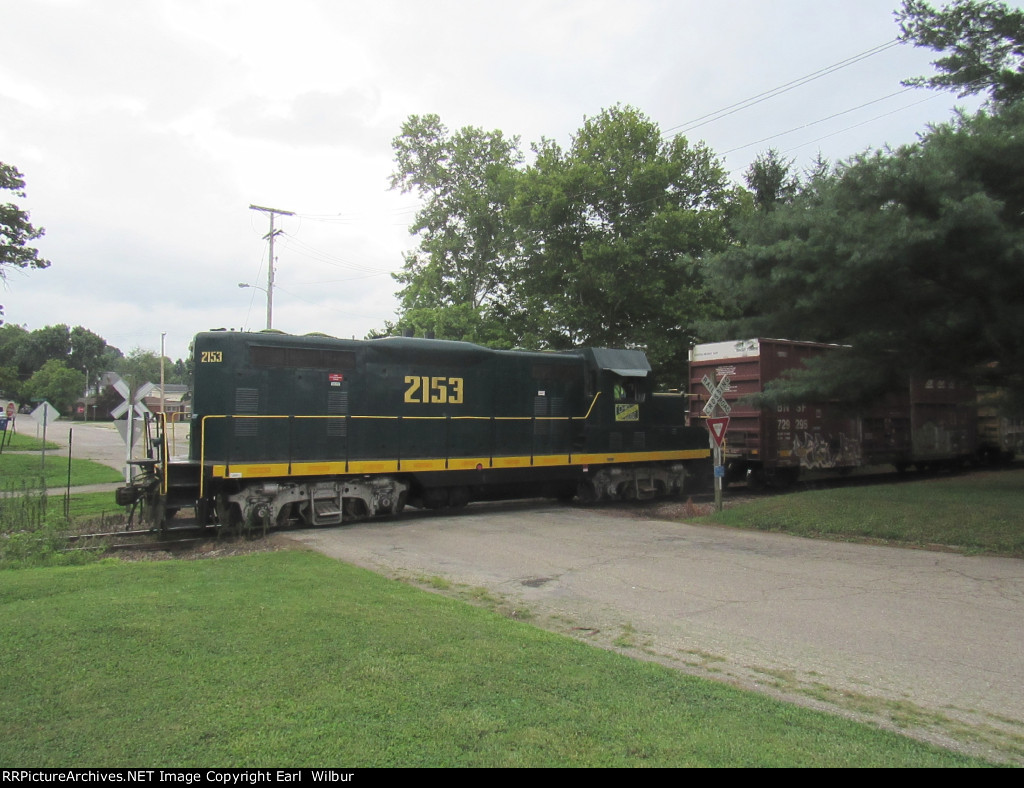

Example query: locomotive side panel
[191,332,364,467]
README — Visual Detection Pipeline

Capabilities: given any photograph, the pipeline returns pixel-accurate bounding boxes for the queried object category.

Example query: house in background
[75,374,191,421]
[139,382,191,417]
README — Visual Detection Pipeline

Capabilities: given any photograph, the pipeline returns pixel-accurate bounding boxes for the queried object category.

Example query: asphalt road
[286,501,1024,763]
[7,416,127,471]
[28,417,1024,763]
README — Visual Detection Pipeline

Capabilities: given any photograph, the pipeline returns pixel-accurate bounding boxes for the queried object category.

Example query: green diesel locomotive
[119,330,711,530]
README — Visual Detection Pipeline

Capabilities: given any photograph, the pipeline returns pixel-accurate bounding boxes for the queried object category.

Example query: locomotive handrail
[196,393,605,498]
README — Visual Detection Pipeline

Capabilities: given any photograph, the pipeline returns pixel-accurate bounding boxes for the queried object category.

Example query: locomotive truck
[118,330,712,530]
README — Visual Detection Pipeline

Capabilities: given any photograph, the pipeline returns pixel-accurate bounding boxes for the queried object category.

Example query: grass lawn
[697,467,1024,557]
[0,432,59,451]
[61,490,128,522]
[0,453,122,489]
[0,550,994,768]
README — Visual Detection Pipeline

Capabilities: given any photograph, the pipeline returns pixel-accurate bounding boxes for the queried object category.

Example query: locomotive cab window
[613,377,645,403]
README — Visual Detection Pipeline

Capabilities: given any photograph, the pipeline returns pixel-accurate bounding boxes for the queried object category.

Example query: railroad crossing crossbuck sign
[701,374,731,417]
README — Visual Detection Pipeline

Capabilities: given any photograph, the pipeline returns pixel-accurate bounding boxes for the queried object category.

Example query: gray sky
[1,0,991,361]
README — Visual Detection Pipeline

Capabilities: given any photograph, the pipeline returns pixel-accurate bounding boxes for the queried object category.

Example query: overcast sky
[1,0,994,361]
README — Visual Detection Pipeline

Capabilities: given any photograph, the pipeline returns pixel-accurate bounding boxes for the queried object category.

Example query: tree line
[386,0,1024,407]
[0,323,189,416]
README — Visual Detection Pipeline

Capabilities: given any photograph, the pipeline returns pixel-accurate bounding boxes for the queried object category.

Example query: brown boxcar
[977,389,1024,463]
[688,338,977,486]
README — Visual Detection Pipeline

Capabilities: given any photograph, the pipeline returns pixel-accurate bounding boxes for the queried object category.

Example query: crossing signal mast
[701,373,731,512]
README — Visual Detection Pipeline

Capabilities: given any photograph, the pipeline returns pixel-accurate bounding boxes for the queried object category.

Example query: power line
[777,94,942,157]
[663,39,902,138]
[721,87,919,156]
[296,205,420,222]
[269,284,396,323]
[276,235,397,275]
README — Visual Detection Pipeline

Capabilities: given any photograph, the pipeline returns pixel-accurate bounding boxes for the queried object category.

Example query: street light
[238,282,272,329]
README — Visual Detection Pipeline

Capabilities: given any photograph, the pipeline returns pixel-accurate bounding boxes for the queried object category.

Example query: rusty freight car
[688,338,977,487]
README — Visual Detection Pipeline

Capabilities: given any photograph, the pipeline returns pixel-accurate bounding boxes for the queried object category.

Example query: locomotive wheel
[143,490,169,533]
[421,488,449,510]
[343,498,368,520]
[448,486,469,508]
[276,503,301,529]
[214,494,242,530]
[575,480,598,505]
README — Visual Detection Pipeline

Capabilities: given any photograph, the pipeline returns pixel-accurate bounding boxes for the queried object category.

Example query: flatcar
[118,330,712,529]
[688,338,978,487]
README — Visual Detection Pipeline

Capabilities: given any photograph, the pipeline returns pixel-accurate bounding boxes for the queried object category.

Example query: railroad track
[66,525,216,552]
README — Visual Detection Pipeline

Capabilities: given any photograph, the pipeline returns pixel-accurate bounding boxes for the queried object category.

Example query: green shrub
[0,481,101,569]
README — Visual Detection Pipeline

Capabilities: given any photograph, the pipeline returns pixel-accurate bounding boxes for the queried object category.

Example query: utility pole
[249,204,295,329]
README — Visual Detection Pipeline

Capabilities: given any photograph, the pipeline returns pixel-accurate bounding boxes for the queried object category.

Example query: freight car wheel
[773,468,800,489]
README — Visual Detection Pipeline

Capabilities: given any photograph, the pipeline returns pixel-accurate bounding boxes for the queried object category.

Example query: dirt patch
[586,496,748,521]
[107,533,298,562]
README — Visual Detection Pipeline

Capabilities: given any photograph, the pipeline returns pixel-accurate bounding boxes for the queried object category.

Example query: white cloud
[1,0,999,361]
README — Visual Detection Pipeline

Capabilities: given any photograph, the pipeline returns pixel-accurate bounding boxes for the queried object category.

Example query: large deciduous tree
[22,360,84,415]
[17,324,72,374]
[9,324,109,380]
[511,106,737,382]
[707,103,1024,401]
[389,114,524,346]
[114,348,163,399]
[68,326,109,377]
[1,163,51,324]
[389,106,738,384]
[898,0,1024,105]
